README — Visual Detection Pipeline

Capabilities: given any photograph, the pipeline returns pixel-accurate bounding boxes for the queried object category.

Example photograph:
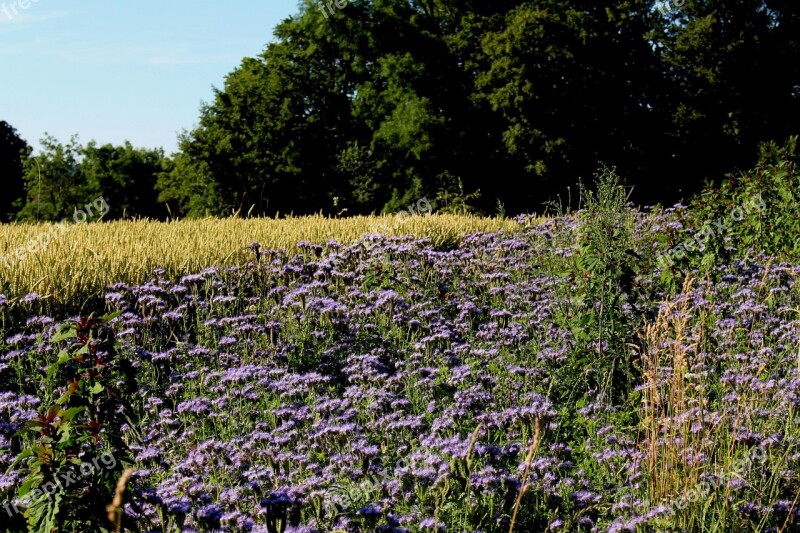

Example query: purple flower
[219,336,237,347]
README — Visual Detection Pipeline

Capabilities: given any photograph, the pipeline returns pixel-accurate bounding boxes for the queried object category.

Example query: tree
[158,6,364,217]
[161,1,666,215]
[0,121,29,221]
[17,136,171,221]
[81,141,171,219]
[160,0,799,215]
[159,0,512,216]
[476,0,671,206]
[655,0,800,196]
[16,135,86,222]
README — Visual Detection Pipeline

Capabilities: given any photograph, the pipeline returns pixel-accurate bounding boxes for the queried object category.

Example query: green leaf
[51,326,77,343]
[47,350,73,379]
[55,350,71,365]
[60,407,84,422]
[26,489,62,533]
[6,448,35,475]
[700,253,716,270]
[102,310,123,322]
[22,420,43,431]
[18,475,39,498]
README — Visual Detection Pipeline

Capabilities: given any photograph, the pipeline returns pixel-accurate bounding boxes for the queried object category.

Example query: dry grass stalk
[641,276,697,502]
[508,418,542,533]
[106,468,135,532]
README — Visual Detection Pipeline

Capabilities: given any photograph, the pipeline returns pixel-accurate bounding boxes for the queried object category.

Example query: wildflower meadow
[1,148,800,531]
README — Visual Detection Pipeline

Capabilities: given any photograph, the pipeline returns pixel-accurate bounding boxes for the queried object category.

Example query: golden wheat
[0,214,525,307]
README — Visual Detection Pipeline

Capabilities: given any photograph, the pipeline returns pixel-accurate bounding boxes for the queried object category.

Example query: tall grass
[637,270,800,531]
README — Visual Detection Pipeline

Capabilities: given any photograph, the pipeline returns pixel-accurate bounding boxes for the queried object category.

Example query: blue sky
[0,0,300,155]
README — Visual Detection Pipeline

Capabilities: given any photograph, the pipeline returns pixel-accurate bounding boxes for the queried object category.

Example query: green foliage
[738,137,800,260]
[3,1,800,218]
[155,16,357,218]
[554,166,641,406]
[655,137,799,289]
[166,0,789,216]
[81,141,170,220]
[336,141,379,210]
[654,0,800,195]
[15,136,170,222]
[2,1,795,218]
[10,313,135,532]
[0,121,29,222]
[156,151,222,218]
[576,167,640,403]
[433,173,482,215]
[16,135,87,222]
[477,1,661,193]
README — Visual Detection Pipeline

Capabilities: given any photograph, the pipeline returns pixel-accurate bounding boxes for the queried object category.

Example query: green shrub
[9,313,135,532]
[548,165,641,407]
[658,136,799,284]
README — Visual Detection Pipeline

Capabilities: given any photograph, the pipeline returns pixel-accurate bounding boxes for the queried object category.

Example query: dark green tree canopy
[0,121,29,221]
[654,0,800,195]
[156,0,797,216]
[16,136,171,222]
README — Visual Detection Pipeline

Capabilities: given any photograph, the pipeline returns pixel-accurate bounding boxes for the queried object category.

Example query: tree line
[1,0,798,222]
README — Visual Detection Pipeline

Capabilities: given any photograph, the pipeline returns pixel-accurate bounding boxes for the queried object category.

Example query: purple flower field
[1,211,800,532]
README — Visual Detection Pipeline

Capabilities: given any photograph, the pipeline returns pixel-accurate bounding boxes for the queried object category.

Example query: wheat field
[0,214,524,307]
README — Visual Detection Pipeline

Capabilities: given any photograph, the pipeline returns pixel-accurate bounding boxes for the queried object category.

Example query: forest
[1,0,797,221]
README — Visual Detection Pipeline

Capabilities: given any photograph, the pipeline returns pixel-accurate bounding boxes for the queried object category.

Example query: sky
[0,0,300,155]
